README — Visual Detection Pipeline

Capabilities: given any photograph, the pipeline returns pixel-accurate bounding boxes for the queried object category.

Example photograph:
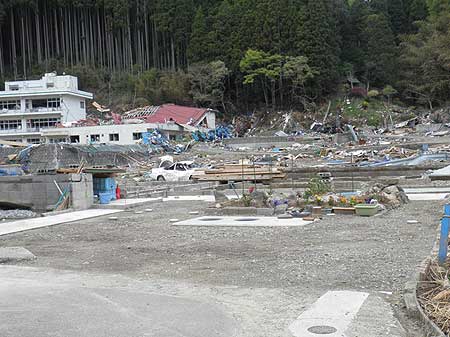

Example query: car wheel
[157,176,166,181]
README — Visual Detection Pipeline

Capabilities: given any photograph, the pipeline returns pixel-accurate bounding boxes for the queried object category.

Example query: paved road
[0,266,238,337]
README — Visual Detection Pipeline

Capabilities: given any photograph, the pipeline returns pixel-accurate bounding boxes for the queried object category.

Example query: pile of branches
[418,260,450,333]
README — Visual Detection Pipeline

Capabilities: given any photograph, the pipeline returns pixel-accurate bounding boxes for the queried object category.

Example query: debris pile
[418,261,450,334]
[0,209,37,219]
[363,184,409,209]
[192,163,286,182]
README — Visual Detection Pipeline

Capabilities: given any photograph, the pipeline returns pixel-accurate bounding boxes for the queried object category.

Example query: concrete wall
[61,95,86,122]
[0,173,93,212]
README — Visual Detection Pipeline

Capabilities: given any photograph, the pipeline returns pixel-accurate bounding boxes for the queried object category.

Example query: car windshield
[175,164,186,171]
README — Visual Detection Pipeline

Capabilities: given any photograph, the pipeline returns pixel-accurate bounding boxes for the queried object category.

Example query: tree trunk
[21,16,26,79]
[0,27,4,78]
[11,9,18,79]
[35,6,42,65]
[271,80,276,111]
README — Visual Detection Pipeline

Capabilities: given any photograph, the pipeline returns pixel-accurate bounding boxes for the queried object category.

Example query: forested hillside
[1,0,450,114]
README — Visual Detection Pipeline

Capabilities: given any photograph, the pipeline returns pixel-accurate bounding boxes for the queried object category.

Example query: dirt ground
[1,200,439,290]
[0,199,441,336]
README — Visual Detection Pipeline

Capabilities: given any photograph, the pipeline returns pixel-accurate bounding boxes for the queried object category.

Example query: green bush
[303,178,331,199]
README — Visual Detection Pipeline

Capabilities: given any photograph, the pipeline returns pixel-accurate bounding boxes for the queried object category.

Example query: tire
[157,175,166,181]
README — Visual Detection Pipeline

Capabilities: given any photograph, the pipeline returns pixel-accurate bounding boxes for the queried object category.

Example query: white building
[0,73,93,143]
[41,122,189,145]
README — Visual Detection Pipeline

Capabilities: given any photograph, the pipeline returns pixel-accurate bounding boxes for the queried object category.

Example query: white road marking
[0,209,123,236]
[289,291,369,337]
[163,195,215,202]
[406,193,448,201]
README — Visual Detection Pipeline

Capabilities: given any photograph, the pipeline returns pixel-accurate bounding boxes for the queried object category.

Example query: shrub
[303,178,331,199]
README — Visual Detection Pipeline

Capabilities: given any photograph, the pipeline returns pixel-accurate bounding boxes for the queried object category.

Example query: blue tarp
[192,125,233,142]
[142,129,184,153]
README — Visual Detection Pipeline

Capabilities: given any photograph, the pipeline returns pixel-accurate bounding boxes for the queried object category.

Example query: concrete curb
[404,226,446,337]
[205,207,273,217]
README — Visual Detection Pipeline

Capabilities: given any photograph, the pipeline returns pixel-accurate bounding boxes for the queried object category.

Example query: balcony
[0,128,41,135]
[0,108,62,116]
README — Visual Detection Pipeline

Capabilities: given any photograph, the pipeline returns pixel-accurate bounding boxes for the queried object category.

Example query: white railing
[0,127,46,134]
[0,108,62,115]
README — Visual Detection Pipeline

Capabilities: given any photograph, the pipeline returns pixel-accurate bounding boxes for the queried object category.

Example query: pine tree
[361,14,397,87]
[296,0,340,93]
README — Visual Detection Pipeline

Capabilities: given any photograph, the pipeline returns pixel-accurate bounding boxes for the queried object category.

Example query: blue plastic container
[99,192,112,204]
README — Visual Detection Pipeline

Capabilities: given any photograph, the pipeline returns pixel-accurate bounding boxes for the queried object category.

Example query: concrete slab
[407,193,449,201]
[93,198,162,210]
[289,291,369,337]
[173,216,314,227]
[346,294,406,337]
[0,247,36,263]
[0,209,122,236]
[404,187,450,193]
[163,195,215,202]
[0,266,238,337]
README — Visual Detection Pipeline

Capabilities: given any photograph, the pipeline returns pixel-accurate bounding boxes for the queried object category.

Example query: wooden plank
[203,168,283,175]
[0,140,28,147]
[193,173,286,181]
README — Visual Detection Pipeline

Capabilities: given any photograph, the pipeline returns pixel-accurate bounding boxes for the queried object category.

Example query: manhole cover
[307,325,337,334]
[235,218,258,222]
[200,218,222,221]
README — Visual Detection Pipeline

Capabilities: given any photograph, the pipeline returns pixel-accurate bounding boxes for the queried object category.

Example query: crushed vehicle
[147,161,203,181]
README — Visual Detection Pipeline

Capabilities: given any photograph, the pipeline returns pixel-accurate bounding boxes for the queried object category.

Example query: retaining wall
[0,173,93,212]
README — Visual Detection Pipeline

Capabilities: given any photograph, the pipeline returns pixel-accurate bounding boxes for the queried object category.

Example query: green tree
[400,13,450,108]
[283,56,316,108]
[187,7,213,64]
[361,14,397,87]
[296,0,340,94]
[189,60,229,110]
[240,49,283,110]
[382,84,398,105]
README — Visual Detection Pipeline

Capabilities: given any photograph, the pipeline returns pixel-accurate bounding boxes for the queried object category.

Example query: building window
[90,134,100,143]
[47,98,61,109]
[169,135,177,141]
[0,120,21,130]
[27,118,60,129]
[109,133,119,142]
[0,100,20,111]
[70,135,80,143]
[132,132,142,140]
[49,138,67,144]
[31,99,47,109]
[80,101,85,109]
[26,138,41,144]
[9,85,19,91]
[46,82,54,88]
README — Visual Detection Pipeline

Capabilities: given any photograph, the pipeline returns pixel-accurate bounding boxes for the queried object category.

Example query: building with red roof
[123,104,216,129]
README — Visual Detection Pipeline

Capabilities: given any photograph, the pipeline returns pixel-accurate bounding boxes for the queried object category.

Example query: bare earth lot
[0,200,441,336]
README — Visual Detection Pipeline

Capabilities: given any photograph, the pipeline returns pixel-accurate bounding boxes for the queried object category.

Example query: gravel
[0,200,439,292]
[0,209,37,219]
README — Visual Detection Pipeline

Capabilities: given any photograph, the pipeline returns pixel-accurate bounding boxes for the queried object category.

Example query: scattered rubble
[0,209,37,219]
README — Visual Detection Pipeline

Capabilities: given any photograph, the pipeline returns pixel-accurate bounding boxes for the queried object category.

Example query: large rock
[380,185,409,209]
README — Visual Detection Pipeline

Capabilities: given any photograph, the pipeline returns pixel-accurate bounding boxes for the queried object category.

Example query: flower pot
[354,204,379,217]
